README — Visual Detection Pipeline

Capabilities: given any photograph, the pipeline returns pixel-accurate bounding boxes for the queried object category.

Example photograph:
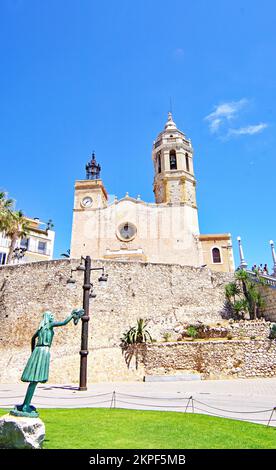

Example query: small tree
[225,282,241,302]
[5,210,30,264]
[225,270,266,320]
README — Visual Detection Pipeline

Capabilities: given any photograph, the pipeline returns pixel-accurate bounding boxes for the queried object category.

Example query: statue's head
[39,311,54,329]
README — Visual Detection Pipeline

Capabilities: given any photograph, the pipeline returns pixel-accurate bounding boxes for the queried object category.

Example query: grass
[1,408,276,449]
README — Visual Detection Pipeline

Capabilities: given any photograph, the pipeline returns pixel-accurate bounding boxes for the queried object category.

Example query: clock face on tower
[81,196,93,208]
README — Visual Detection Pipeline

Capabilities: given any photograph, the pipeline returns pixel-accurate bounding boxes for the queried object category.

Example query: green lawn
[1,408,276,449]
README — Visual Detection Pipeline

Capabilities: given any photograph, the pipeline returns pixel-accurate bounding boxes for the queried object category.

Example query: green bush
[186,325,198,340]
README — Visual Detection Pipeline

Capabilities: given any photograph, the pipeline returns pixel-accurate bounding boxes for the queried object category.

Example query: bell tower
[73,152,108,212]
[152,113,197,207]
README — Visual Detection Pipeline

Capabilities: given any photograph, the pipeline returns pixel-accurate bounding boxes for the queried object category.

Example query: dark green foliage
[186,325,198,339]
[269,323,276,340]
[121,318,152,345]
[225,270,266,320]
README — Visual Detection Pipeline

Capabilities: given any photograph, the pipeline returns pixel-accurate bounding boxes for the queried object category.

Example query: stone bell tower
[153,112,197,207]
[70,152,108,258]
[72,152,108,212]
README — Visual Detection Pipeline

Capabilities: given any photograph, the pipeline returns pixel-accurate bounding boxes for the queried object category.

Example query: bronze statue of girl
[11,308,84,418]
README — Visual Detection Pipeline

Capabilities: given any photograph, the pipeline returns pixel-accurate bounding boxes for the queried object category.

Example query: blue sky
[0,0,275,269]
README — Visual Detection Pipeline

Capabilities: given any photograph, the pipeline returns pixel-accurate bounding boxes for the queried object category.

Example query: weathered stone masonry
[140,340,276,380]
[0,259,232,383]
[0,259,276,383]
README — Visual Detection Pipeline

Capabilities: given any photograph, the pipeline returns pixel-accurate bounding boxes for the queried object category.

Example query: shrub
[186,325,198,340]
[225,270,266,320]
[121,318,152,345]
[269,323,276,340]
[162,332,171,342]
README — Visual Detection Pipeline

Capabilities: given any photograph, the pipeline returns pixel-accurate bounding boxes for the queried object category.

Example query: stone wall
[259,285,276,322]
[229,319,271,339]
[141,339,276,379]
[0,259,233,383]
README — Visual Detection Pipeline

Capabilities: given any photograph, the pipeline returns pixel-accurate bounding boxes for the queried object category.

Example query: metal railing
[1,391,275,426]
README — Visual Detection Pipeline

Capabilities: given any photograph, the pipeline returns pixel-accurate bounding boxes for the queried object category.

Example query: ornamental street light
[13,247,27,264]
[269,240,276,277]
[237,236,248,270]
[67,256,108,390]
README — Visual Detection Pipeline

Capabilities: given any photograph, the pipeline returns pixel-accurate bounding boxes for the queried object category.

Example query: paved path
[1,378,276,427]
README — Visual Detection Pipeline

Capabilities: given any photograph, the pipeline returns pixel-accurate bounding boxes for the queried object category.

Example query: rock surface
[0,413,45,449]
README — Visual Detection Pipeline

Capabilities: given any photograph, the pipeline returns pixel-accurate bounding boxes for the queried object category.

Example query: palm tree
[225,282,241,302]
[233,270,266,320]
[61,249,70,258]
[0,192,14,231]
[5,210,30,264]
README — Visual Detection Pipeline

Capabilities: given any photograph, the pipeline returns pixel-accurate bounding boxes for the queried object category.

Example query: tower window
[169,150,177,170]
[0,252,6,265]
[157,153,161,173]
[185,153,190,172]
[212,247,221,263]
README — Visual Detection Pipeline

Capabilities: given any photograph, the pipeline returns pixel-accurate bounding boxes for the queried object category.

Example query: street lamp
[269,240,276,277]
[237,236,248,270]
[67,256,108,390]
[13,247,27,264]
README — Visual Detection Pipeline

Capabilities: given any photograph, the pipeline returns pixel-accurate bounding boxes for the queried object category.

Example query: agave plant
[121,318,152,345]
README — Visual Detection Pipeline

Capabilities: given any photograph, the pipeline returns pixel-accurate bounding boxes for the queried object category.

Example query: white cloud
[228,123,268,136]
[205,99,248,133]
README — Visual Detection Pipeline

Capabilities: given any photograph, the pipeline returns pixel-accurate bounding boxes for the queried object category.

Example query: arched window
[212,247,221,263]
[169,150,177,170]
[185,153,190,172]
[157,153,161,173]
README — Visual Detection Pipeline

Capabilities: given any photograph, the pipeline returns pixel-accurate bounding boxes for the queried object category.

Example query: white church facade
[70,113,234,272]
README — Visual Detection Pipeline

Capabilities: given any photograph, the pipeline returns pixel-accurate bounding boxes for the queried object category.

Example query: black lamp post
[67,256,108,391]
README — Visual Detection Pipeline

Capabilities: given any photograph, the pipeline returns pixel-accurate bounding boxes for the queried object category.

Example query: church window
[117,222,137,242]
[212,247,221,263]
[0,252,6,265]
[169,150,177,170]
[157,153,161,173]
[185,153,190,172]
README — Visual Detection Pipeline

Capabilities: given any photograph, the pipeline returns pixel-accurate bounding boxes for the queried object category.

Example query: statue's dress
[21,326,54,383]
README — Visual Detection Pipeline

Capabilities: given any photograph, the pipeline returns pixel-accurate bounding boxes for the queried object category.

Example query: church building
[70,113,234,272]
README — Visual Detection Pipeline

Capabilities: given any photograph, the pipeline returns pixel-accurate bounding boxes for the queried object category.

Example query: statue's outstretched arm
[52,314,74,328]
[52,308,84,328]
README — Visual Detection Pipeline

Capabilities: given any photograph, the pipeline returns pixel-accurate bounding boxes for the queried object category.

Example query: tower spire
[164,111,177,130]
[85,151,101,180]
